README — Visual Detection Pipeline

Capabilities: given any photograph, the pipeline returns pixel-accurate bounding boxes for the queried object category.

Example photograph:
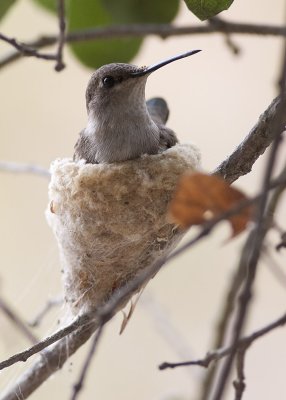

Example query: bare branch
[224,34,241,55]
[0,36,56,69]
[262,249,286,289]
[198,261,246,400]
[233,346,247,400]
[214,96,285,184]
[0,297,38,344]
[0,313,92,371]
[28,296,63,328]
[0,321,97,400]
[0,0,66,73]
[0,161,50,178]
[0,32,57,61]
[70,325,104,400]
[276,232,286,251]
[261,165,286,286]
[209,17,241,55]
[1,19,286,70]
[54,0,66,72]
[159,311,286,370]
[267,164,286,218]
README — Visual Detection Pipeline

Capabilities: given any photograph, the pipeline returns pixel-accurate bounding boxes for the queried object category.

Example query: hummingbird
[74,50,201,164]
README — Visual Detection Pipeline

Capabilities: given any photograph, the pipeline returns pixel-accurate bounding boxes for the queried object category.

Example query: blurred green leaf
[69,0,179,69]
[68,0,142,69]
[0,0,17,21]
[184,0,234,20]
[30,0,180,69]
[101,0,179,23]
[31,0,58,13]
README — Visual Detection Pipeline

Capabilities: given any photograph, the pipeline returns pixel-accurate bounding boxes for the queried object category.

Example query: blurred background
[0,0,286,399]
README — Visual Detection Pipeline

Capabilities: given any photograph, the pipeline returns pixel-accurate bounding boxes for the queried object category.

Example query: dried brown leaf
[169,172,253,238]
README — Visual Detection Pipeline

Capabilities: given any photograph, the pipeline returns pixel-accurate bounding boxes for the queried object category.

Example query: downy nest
[46,144,200,315]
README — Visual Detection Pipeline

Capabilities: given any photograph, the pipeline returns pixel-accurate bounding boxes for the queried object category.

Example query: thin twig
[1,20,286,70]
[0,320,98,400]
[159,311,286,370]
[261,164,286,288]
[214,96,285,183]
[209,17,241,55]
[66,21,286,41]
[29,296,63,327]
[0,33,57,61]
[0,297,38,344]
[0,313,92,371]
[233,346,247,400]
[276,232,286,250]
[262,248,286,289]
[224,34,241,55]
[267,164,286,218]
[55,0,66,72]
[198,261,246,400]
[0,36,56,69]
[70,325,104,400]
[0,161,50,178]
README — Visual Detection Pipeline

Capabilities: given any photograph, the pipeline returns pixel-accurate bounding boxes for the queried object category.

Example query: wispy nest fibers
[46,144,200,315]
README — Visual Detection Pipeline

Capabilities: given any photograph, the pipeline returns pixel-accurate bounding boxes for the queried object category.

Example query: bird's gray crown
[85,63,147,109]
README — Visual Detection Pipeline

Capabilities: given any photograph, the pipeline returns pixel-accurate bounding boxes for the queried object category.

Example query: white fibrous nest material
[46,144,201,315]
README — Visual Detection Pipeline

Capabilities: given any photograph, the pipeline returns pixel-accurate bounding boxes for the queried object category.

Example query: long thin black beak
[130,49,201,78]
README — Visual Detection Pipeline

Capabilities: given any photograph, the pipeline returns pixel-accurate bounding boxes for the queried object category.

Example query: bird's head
[85,50,202,115]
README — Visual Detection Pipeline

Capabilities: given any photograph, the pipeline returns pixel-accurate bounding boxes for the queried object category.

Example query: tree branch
[0,321,97,400]
[54,0,66,72]
[198,260,246,400]
[0,314,92,371]
[159,311,286,370]
[0,0,66,71]
[0,36,56,69]
[70,325,104,400]
[0,161,50,178]
[233,346,247,400]
[214,96,285,183]
[28,295,63,327]
[1,19,286,70]
[0,297,38,344]
[0,33,57,61]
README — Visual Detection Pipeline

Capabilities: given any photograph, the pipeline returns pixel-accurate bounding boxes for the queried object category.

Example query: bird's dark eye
[102,76,115,88]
